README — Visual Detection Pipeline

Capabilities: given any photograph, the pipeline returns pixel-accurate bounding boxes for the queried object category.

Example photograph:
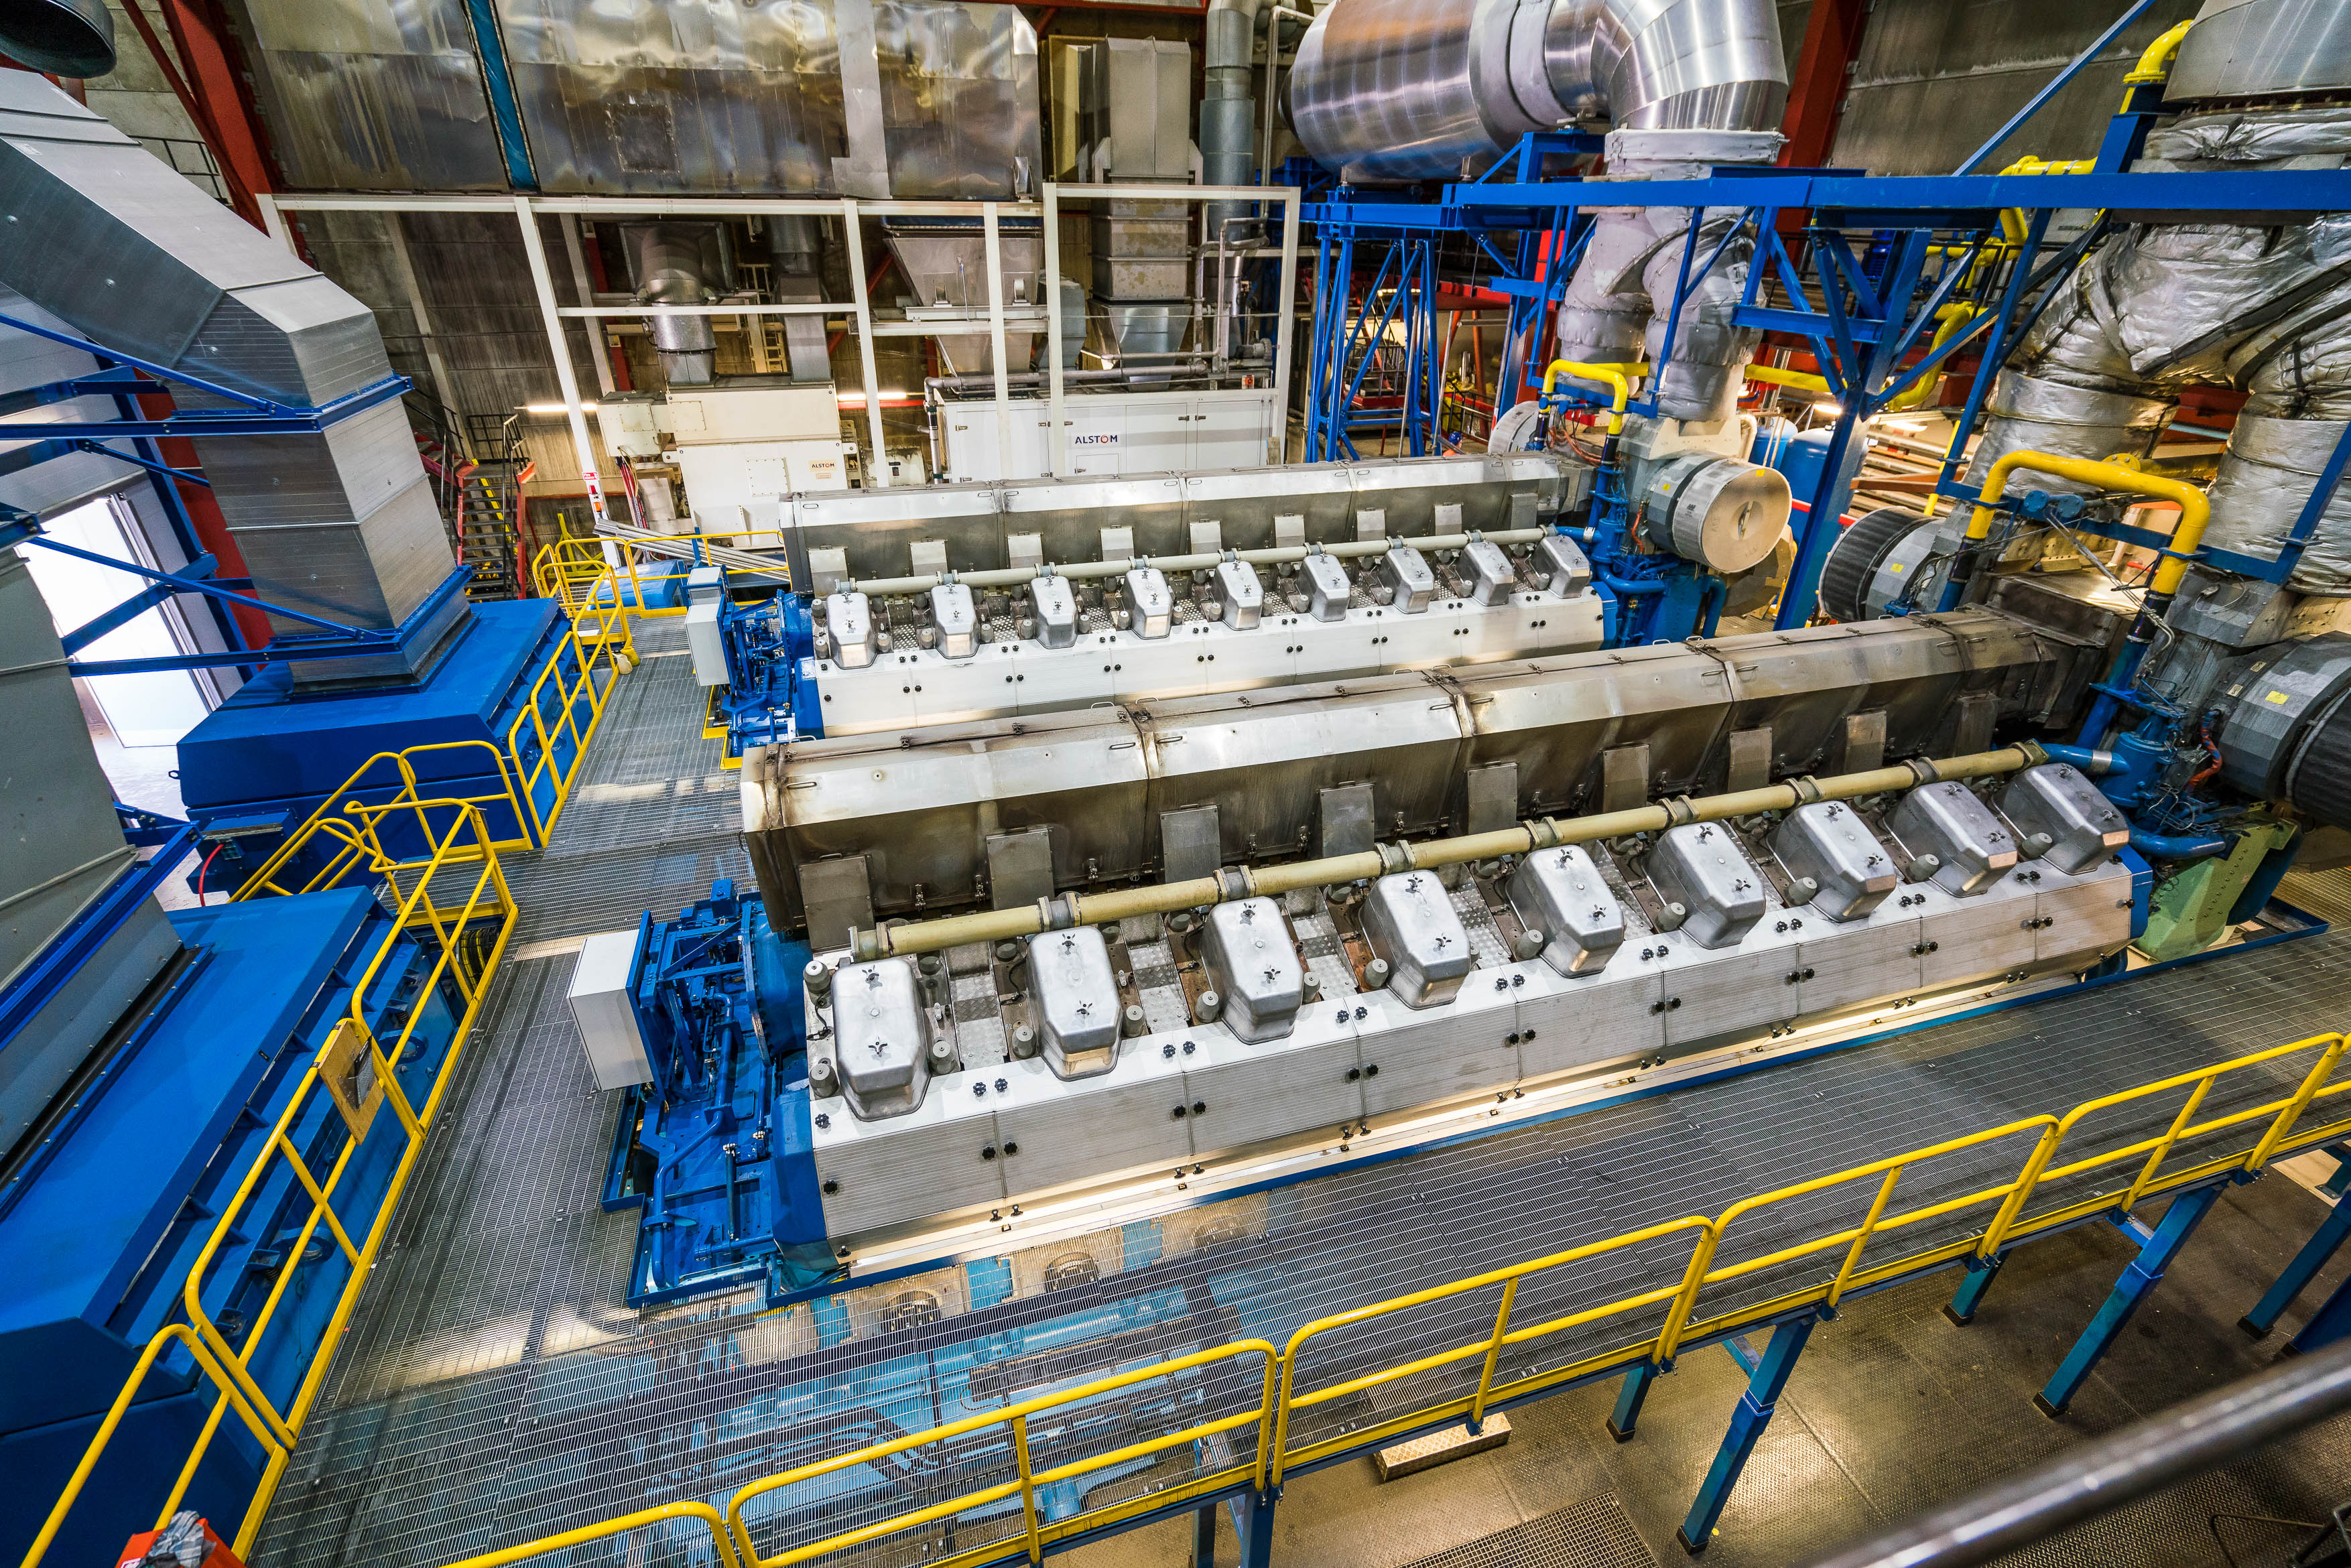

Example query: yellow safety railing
[503,612,626,845]
[533,525,789,623]
[437,1025,2351,1568]
[24,783,520,1568]
[726,1341,1279,1568]
[235,741,533,896]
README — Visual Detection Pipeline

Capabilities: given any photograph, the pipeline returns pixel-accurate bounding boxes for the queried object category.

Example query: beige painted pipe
[847,743,2046,962]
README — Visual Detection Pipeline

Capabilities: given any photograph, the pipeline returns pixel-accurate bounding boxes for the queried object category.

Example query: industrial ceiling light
[523,401,598,414]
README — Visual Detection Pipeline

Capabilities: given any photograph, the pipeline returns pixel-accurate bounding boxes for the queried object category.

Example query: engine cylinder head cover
[1535,532,1593,596]
[1769,801,1897,921]
[1031,574,1080,649]
[1125,567,1174,639]
[1647,822,1767,948]
[929,582,978,659]
[1505,844,1625,974]
[1997,763,2128,875]
[1216,560,1263,629]
[1360,870,1474,1007]
[1643,452,1790,574]
[1025,927,1122,1079]
[832,959,933,1120]
[1302,551,1352,621]
[1199,897,1305,1043]
[825,591,879,669]
[1463,538,1517,606]
[1379,544,1436,613]
[1889,781,2017,897]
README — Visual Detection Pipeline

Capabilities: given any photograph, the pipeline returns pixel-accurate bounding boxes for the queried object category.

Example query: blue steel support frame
[1678,1317,1819,1555]
[1608,1359,1659,1441]
[2241,1152,2351,1344]
[2037,1184,2228,1417]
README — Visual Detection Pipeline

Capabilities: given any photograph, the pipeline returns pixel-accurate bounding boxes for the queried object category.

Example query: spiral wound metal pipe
[848,744,2045,960]
[1289,0,1789,183]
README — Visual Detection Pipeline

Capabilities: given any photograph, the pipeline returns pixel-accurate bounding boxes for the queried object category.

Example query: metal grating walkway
[249,641,2351,1568]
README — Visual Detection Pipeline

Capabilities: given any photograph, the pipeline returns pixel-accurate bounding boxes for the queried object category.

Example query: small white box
[569,931,653,1090]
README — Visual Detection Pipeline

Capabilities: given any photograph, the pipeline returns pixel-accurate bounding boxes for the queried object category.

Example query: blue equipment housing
[0,885,470,1568]
[175,599,575,884]
[601,880,834,1305]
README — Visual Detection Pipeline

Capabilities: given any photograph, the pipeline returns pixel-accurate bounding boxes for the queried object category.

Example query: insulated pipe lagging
[848,744,2046,961]
[1202,0,1263,234]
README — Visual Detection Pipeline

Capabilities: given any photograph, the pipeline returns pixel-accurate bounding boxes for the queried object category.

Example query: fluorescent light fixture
[1814,401,1844,417]
[837,391,909,405]
[523,401,597,414]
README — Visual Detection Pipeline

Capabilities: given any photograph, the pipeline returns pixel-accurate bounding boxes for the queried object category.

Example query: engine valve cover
[826,591,879,669]
[1535,533,1592,597]
[1032,574,1080,649]
[1361,870,1474,1006]
[1998,763,2128,875]
[1027,926,1121,1078]
[1771,801,1897,921]
[1649,822,1767,949]
[1379,543,1435,613]
[1125,566,1174,639]
[930,582,978,660]
[830,958,933,1119]
[1200,897,1304,1043]
[1464,539,1517,606]
[1216,560,1263,629]
[1304,552,1352,621]
[1890,780,2019,896]
[1506,844,1625,974]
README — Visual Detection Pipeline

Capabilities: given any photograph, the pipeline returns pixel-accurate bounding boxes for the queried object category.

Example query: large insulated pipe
[850,743,2043,960]
[0,75,463,684]
[627,222,730,387]
[1289,0,1788,184]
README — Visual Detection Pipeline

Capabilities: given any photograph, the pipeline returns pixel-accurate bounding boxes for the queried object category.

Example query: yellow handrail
[234,740,530,898]
[23,786,520,1568]
[722,1340,1279,1568]
[1964,450,2211,598]
[2124,20,2194,88]
[533,526,787,623]
[72,979,2341,1568]
[1539,359,1646,436]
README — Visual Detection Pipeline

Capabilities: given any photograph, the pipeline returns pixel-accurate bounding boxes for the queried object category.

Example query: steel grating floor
[249,641,2351,1568]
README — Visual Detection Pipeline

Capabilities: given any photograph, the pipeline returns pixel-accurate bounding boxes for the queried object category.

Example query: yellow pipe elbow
[1968,450,2210,597]
[1540,359,1643,435]
[2124,20,2194,88]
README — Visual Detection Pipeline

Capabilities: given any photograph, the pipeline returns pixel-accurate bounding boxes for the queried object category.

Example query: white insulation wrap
[2202,415,2351,594]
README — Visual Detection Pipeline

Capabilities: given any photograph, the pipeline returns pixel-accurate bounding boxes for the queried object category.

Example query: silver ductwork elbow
[625,222,735,387]
[0,75,461,685]
[1289,0,1787,184]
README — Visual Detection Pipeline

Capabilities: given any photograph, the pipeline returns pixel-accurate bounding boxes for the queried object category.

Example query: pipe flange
[1659,796,1699,827]
[1037,895,1078,931]
[1785,776,1824,805]
[1376,841,1415,875]
[1215,866,1255,901]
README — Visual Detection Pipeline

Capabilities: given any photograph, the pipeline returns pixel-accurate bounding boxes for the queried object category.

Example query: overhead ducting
[1964,103,2351,592]
[0,74,464,685]
[1288,0,1788,184]
[623,222,737,387]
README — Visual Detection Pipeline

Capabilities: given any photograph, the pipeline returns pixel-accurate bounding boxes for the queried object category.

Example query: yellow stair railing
[23,767,521,1568]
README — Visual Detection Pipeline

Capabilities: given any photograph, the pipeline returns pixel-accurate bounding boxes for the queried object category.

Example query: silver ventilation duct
[0,76,464,685]
[1289,0,1787,184]
[623,222,736,387]
[2165,0,2351,103]
[1202,0,1262,235]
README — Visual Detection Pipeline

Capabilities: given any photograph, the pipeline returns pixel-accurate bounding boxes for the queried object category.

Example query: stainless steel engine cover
[1535,533,1592,597]
[1216,559,1263,629]
[1304,551,1351,621]
[1379,544,1435,614]
[1770,801,1897,921]
[1506,844,1625,975]
[1464,538,1516,606]
[1361,870,1474,1007]
[1032,574,1079,649]
[1125,566,1174,639]
[1890,780,2019,896]
[930,582,978,659]
[1200,897,1304,1043]
[831,959,933,1120]
[1026,926,1121,1079]
[1648,822,1767,949]
[826,590,879,669]
[1998,763,2128,876]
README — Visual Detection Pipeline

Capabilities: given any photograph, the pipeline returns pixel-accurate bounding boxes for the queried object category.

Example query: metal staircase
[406,397,526,601]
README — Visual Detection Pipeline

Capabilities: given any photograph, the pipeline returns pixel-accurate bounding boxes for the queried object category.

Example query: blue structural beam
[1608,1360,1660,1442]
[1679,1317,1818,1555]
[1440,169,2351,214]
[2242,1153,2351,1348]
[2038,1185,2227,1417]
